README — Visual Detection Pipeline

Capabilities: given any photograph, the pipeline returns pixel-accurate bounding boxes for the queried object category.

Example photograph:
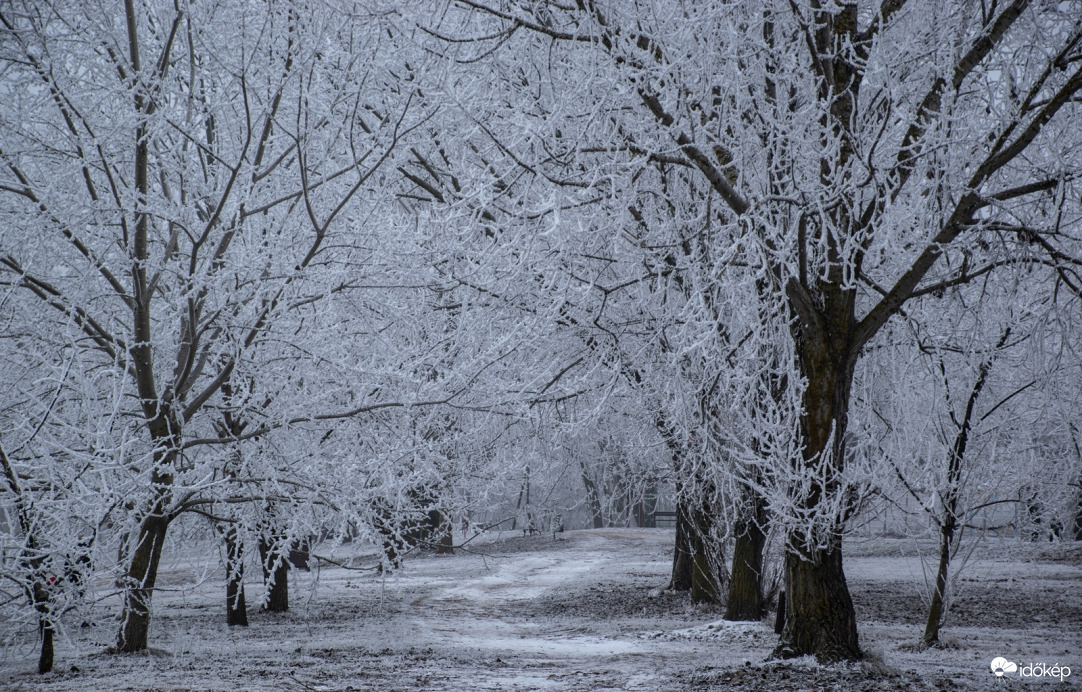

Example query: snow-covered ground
[2,529,1079,690]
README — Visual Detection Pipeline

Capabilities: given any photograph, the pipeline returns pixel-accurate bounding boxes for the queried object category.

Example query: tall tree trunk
[726,495,768,620]
[116,514,169,652]
[32,576,54,673]
[773,316,862,661]
[225,526,248,627]
[259,536,289,613]
[668,500,693,590]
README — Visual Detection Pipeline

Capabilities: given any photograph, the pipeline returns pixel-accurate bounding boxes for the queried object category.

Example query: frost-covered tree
[0,0,424,653]
[430,0,1082,660]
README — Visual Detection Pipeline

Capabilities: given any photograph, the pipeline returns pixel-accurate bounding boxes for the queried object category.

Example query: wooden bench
[651,510,677,528]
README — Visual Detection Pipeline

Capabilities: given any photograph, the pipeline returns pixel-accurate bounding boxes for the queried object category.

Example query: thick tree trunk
[225,526,248,627]
[668,501,692,591]
[116,515,169,652]
[774,311,862,661]
[726,510,767,620]
[259,537,289,613]
[689,535,721,604]
[777,543,861,662]
[688,505,725,605]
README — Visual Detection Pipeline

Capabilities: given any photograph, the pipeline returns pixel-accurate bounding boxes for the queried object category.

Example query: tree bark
[431,508,455,555]
[688,504,725,604]
[726,507,767,620]
[32,577,54,673]
[778,542,861,662]
[689,533,721,604]
[668,500,692,590]
[773,310,863,661]
[116,515,169,652]
[923,525,953,647]
[1074,497,1082,542]
[580,460,604,529]
[225,526,248,627]
[259,536,289,613]
[38,617,54,675]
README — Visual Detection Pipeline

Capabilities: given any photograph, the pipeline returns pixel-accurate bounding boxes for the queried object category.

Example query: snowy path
[3,529,1080,690]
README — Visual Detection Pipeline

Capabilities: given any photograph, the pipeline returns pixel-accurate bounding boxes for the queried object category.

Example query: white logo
[991,657,1017,677]
[991,657,1072,681]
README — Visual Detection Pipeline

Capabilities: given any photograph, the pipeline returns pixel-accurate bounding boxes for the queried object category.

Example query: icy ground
[3,529,1080,690]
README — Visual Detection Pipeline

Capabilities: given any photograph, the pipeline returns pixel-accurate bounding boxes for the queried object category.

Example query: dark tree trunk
[726,506,767,620]
[668,501,692,591]
[431,508,454,555]
[32,577,54,674]
[225,526,248,627]
[259,536,289,613]
[116,514,169,652]
[580,461,604,529]
[688,503,725,604]
[38,618,54,674]
[773,307,862,661]
[923,525,953,647]
[1074,497,1082,541]
[778,542,861,662]
[689,532,721,604]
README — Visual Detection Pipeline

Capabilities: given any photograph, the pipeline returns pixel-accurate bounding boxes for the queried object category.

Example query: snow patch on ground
[2,530,1079,690]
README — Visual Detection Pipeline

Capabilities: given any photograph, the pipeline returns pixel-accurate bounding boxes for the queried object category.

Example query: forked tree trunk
[726,501,767,620]
[116,515,169,652]
[924,339,998,647]
[259,537,289,613]
[668,500,692,591]
[225,526,248,627]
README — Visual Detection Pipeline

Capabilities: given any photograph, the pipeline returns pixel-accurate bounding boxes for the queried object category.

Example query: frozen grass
[2,529,1079,690]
